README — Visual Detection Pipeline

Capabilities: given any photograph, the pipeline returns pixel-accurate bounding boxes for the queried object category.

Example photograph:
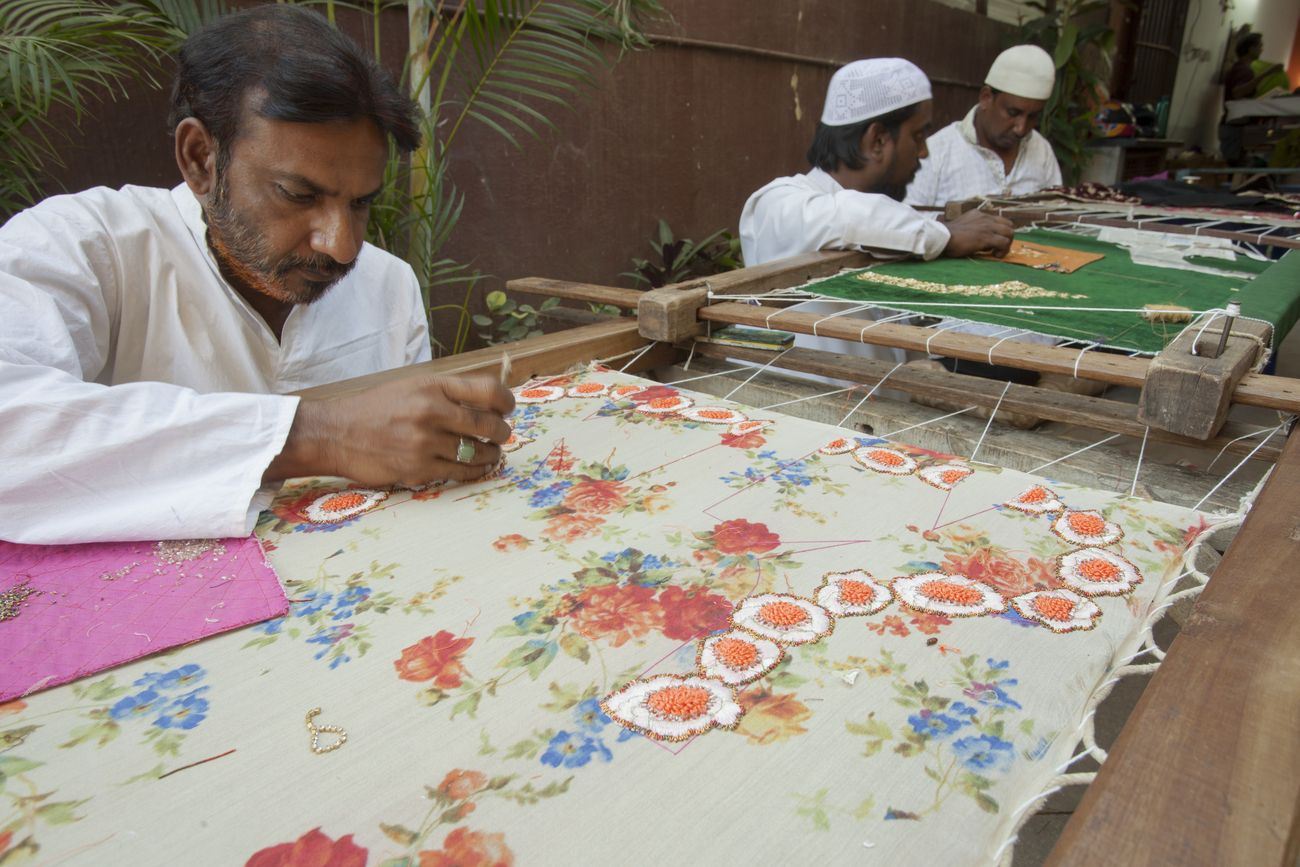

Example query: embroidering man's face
[871,99,933,202]
[975,87,1046,155]
[200,100,387,306]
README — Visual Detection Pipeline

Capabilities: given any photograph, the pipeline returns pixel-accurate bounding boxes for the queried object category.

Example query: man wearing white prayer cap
[741,57,1013,267]
[905,45,1062,208]
[738,58,1014,373]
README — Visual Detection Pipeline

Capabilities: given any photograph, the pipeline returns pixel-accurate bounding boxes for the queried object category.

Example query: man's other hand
[268,374,516,487]
[941,210,1014,258]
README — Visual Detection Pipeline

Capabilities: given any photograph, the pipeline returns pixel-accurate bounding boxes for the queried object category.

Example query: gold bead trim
[305,707,348,754]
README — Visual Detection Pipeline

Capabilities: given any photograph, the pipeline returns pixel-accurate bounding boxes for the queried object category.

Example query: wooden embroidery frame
[299,241,1300,867]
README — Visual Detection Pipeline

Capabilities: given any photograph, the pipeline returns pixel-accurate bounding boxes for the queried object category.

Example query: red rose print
[710,519,781,555]
[394,631,474,688]
[659,586,733,640]
[418,827,514,867]
[246,828,367,867]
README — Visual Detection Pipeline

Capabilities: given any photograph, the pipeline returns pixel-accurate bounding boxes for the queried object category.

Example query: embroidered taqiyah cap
[819,58,932,127]
[985,45,1056,100]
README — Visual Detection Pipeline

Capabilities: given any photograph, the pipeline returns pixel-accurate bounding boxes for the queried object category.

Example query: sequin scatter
[154,540,227,565]
[305,707,348,754]
[853,270,1085,300]
[0,579,40,621]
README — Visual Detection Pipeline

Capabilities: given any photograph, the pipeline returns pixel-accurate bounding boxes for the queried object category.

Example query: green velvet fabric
[803,229,1297,354]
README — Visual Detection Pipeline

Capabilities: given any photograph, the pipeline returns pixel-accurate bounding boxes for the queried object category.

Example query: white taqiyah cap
[985,45,1056,100]
[820,58,932,127]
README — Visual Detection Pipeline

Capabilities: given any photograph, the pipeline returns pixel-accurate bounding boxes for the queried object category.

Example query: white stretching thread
[1192,423,1284,511]
[1205,421,1286,473]
[837,361,905,427]
[681,338,697,371]
[1072,341,1101,378]
[757,386,857,411]
[967,380,1013,464]
[722,348,793,401]
[882,406,979,440]
[1129,427,1150,498]
[986,328,1033,365]
[809,304,875,336]
[617,341,658,373]
[663,365,755,387]
[1026,434,1123,475]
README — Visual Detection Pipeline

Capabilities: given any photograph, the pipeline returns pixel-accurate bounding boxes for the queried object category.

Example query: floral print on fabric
[5,367,1212,865]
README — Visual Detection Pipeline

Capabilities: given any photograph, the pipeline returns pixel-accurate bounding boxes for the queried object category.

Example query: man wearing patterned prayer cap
[738,58,1014,372]
[905,45,1062,208]
[740,58,1013,267]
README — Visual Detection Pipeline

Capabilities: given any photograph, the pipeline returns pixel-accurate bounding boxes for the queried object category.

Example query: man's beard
[205,173,355,306]
[876,181,909,202]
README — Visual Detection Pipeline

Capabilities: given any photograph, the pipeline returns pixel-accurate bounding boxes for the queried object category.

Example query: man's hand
[941,209,1014,259]
[266,374,516,487]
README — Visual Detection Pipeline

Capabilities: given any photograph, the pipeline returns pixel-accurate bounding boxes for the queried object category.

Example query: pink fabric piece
[0,535,287,701]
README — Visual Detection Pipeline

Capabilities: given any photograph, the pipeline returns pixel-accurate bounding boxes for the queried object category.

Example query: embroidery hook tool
[1211,301,1239,359]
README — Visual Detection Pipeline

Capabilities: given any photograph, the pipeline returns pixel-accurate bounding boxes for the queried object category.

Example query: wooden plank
[293,320,675,400]
[700,302,1300,413]
[991,205,1300,251]
[1046,429,1300,867]
[690,342,1283,462]
[1138,316,1273,439]
[506,277,642,309]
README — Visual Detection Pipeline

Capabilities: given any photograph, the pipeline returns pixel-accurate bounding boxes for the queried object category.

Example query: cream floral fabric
[0,368,1208,865]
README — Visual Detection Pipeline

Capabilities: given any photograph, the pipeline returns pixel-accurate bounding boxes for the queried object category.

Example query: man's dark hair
[806,103,918,172]
[1235,32,1262,58]
[169,4,420,166]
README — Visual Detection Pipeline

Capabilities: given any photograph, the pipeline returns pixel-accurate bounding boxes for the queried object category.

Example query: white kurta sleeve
[741,177,951,265]
[402,270,433,365]
[0,204,299,544]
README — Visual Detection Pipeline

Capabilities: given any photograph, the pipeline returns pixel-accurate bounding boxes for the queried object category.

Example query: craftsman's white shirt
[740,168,951,375]
[905,107,1062,207]
[0,184,430,544]
[740,167,951,265]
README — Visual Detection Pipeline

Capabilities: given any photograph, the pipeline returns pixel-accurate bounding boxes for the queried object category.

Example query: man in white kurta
[0,5,512,545]
[739,58,1014,371]
[0,184,427,544]
[906,45,1062,208]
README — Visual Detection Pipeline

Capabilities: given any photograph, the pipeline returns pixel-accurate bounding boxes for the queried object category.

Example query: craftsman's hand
[266,374,515,487]
[941,210,1014,259]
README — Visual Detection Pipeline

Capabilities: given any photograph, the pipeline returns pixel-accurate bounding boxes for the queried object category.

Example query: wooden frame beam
[691,342,1284,462]
[1046,429,1300,867]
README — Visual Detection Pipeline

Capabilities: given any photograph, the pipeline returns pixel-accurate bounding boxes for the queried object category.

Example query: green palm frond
[437,0,659,153]
[0,0,225,216]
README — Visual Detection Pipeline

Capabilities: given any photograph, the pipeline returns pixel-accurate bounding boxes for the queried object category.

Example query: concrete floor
[1007,318,1300,864]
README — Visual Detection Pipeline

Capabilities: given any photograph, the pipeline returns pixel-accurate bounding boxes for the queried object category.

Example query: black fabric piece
[1117,179,1288,212]
[938,357,1040,386]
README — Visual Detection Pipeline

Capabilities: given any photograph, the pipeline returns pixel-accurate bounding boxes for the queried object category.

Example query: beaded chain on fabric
[305,707,348,754]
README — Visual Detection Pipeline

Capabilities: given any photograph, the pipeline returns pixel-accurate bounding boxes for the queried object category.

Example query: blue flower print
[987,658,1011,671]
[573,699,609,733]
[109,689,164,721]
[529,481,573,508]
[292,591,334,618]
[140,663,204,693]
[540,731,613,769]
[255,617,286,635]
[949,702,979,718]
[952,734,1015,773]
[330,586,371,621]
[908,710,968,739]
[154,690,210,730]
